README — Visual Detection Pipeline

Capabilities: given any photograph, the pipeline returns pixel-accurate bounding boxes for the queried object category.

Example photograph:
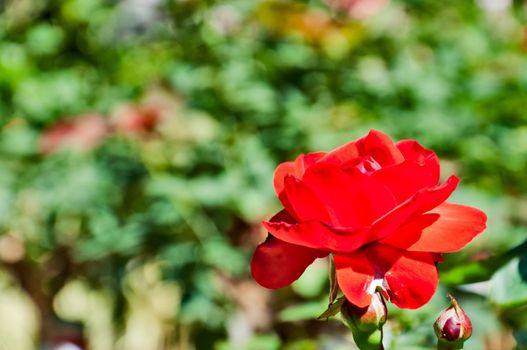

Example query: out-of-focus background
[0,0,526,349]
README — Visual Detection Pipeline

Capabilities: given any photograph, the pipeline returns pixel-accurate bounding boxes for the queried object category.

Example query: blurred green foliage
[0,0,527,349]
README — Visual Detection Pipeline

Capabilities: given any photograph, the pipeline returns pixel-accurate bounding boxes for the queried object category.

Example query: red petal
[378,246,438,309]
[370,176,459,241]
[268,209,297,224]
[251,235,327,289]
[334,250,375,307]
[279,175,332,223]
[380,202,487,252]
[263,220,374,252]
[372,160,439,203]
[273,152,326,196]
[356,130,405,166]
[335,244,438,309]
[397,139,440,173]
[320,139,361,165]
[318,130,405,167]
[302,163,396,227]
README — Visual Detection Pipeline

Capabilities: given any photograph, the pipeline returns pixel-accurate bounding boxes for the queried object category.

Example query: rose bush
[251,130,487,309]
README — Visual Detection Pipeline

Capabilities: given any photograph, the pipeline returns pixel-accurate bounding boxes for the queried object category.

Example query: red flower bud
[434,295,472,345]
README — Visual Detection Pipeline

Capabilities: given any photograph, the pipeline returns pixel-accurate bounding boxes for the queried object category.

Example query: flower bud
[340,292,386,350]
[341,291,387,331]
[434,295,472,345]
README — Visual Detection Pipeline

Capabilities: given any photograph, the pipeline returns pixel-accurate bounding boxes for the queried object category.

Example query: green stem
[352,327,384,350]
[437,340,464,350]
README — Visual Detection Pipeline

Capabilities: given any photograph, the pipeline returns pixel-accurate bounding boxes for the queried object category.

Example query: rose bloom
[251,130,487,309]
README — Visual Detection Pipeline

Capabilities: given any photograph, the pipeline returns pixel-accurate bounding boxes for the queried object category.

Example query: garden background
[0,0,526,349]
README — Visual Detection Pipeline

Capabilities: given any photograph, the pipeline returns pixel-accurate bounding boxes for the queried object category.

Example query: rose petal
[335,244,438,309]
[320,139,360,165]
[356,130,405,166]
[377,245,438,309]
[269,209,297,224]
[372,160,439,203]
[302,163,396,227]
[334,249,376,307]
[319,130,405,168]
[251,235,327,289]
[273,152,326,196]
[397,139,440,171]
[380,202,487,252]
[370,176,459,241]
[263,219,372,253]
[279,175,332,223]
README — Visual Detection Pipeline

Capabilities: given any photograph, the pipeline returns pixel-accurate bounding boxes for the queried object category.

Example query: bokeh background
[0,0,526,349]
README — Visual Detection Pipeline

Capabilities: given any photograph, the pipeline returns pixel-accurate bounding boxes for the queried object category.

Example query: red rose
[251,130,486,309]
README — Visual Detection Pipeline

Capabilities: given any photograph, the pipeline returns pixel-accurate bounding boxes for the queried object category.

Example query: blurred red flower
[251,130,487,309]
[111,104,164,136]
[39,114,109,154]
[326,0,389,19]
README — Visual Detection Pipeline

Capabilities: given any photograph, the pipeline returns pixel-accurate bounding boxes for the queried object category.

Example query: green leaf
[203,238,247,276]
[247,335,281,350]
[26,24,64,56]
[316,296,346,321]
[489,258,527,308]
[441,240,527,285]
[440,258,506,285]
[278,300,327,322]
[283,340,318,350]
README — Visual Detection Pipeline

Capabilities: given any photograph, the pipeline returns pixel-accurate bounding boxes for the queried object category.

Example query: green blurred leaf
[26,24,64,56]
[283,340,317,350]
[203,238,247,276]
[291,259,327,298]
[14,71,88,121]
[489,258,527,308]
[278,300,327,322]
[441,240,527,285]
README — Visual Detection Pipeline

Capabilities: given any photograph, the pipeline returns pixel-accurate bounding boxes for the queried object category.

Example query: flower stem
[352,327,384,350]
[437,340,464,350]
